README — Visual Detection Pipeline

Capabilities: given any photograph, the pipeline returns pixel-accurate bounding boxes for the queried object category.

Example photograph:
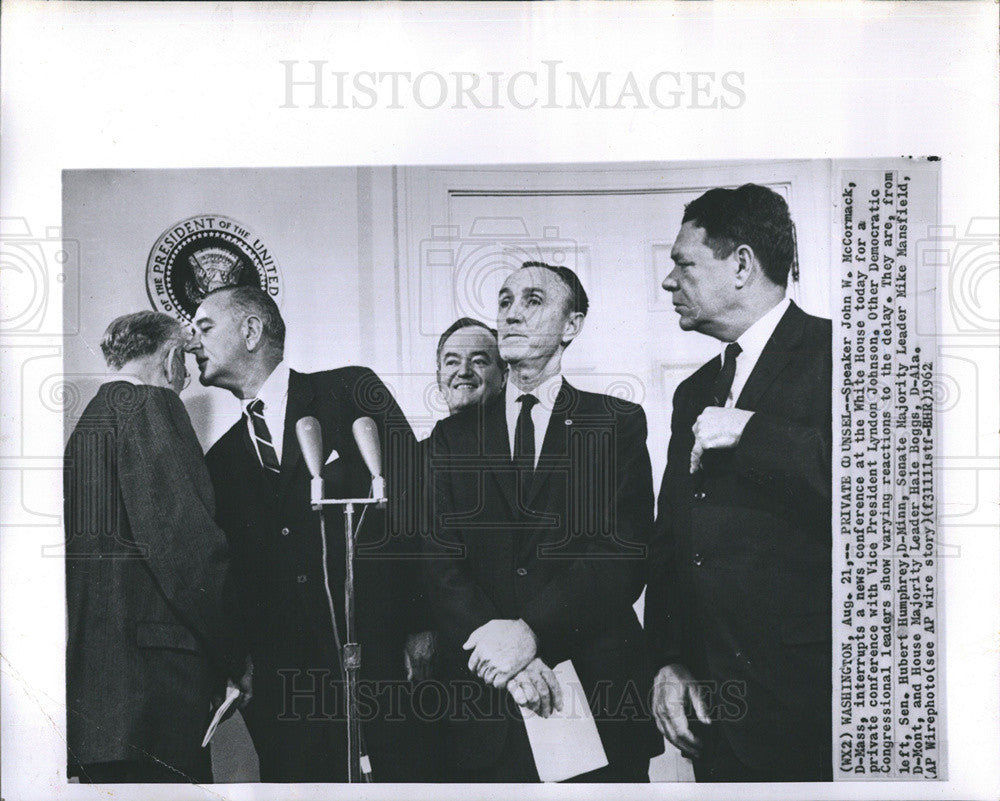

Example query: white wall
[63,162,833,453]
[62,167,407,447]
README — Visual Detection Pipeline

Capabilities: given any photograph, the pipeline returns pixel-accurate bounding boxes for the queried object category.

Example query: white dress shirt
[244,361,291,465]
[722,296,790,407]
[505,372,563,468]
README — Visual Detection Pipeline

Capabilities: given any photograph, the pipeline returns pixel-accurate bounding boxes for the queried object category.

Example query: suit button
[281,527,290,536]
[693,490,706,501]
[693,554,703,567]
[296,574,308,583]
[515,567,528,577]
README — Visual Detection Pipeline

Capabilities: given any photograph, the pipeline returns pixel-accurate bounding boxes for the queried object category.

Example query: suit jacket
[65,382,241,774]
[646,301,832,779]
[205,366,421,770]
[425,378,664,773]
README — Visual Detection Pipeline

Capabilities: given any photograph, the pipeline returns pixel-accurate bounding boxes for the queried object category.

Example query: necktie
[709,342,743,408]
[513,394,539,469]
[247,398,281,474]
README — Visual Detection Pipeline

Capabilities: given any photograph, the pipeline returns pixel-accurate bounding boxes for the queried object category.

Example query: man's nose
[185,333,201,352]
[457,358,474,377]
[505,300,524,323]
[662,270,679,292]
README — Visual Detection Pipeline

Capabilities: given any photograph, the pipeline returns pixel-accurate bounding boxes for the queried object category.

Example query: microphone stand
[311,475,386,783]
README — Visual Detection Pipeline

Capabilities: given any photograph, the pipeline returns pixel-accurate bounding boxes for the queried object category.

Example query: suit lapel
[230,419,277,500]
[482,395,520,518]
[735,301,806,412]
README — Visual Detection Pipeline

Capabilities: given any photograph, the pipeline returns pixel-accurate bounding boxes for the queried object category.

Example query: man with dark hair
[678,183,797,288]
[65,311,245,783]
[425,262,663,782]
[646,184,832,781]
[520,260,590,315]
[399,316,507,781]
[435,317,506,415]
[188,286,424,782]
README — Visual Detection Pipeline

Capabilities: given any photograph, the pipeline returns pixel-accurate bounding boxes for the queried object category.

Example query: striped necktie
[247,398,280,474]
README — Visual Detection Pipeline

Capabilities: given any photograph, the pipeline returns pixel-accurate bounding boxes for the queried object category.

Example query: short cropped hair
[100,311,185,369]
[204,285,286,349]
[682,183,796,287]
[521,261,589,316]
[436,317,499,365]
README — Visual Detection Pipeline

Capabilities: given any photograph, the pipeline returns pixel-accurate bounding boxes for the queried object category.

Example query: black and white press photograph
[1,3,996,801]
[57,160,935,784]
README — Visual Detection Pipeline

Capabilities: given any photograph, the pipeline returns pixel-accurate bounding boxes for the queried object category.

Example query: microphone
[295,416,325,507]
[352,417,386,504]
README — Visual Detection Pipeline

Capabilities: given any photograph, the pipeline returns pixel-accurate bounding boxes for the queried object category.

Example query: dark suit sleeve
[117,388,243,680]
[645,386,690,670]
[519,405,654,657]
[350,367,431,636]
[423,420,500,650]
[403,437,436,634]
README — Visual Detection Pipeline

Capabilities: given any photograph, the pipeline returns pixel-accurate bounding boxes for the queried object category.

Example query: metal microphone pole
[298,416,384,782]
[311,482,384,782]
[342,500,361,783]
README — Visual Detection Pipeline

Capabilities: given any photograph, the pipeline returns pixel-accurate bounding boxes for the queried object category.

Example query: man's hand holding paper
[506,657,563,718]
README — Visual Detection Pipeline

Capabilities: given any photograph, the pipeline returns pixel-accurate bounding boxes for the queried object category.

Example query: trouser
[71,753,212,784]
[447,718,650,783]
[691,722,832,783]
[242,695,349,783]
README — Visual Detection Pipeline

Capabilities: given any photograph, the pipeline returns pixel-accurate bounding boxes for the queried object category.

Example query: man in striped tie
[645,184,833,782]
[188,285,425,782]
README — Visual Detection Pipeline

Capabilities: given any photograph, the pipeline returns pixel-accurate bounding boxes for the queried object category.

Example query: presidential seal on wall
[146,215,282,323]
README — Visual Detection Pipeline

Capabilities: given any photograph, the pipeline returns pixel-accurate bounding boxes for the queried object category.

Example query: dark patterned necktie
[247,398,280,474]
[709,342,743,408]
[513,394,539,469]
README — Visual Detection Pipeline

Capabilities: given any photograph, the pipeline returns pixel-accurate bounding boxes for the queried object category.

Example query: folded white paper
[519,660,609,782]
[201,682,240,747]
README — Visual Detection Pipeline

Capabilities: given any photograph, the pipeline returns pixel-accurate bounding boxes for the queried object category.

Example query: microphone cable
[318,502,374,782]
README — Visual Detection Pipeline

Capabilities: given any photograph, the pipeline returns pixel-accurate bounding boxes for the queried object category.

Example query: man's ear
[162,345,181,387]
[561,311,586,346]
[733,244,756,289]
[242,315,264,351]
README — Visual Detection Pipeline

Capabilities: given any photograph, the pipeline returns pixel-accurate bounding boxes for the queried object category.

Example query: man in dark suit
[188,285,424,782]
[65,311,245,783]
[435,317,506,416]
[646,184,832,782]
[425,262,663,782]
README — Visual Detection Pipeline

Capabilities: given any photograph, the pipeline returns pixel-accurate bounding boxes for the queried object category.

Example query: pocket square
[325,449,340,466]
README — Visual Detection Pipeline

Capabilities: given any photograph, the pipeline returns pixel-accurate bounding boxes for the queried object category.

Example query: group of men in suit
[65,182,832,784]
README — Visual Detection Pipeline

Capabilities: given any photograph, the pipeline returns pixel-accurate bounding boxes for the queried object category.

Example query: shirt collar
[107,371,146,387]
[722,297,791,364]
[246,361,291,413]
[506,371,563,411]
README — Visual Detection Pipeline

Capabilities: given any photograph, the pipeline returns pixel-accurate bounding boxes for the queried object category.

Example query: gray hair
[100,311,185,369]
